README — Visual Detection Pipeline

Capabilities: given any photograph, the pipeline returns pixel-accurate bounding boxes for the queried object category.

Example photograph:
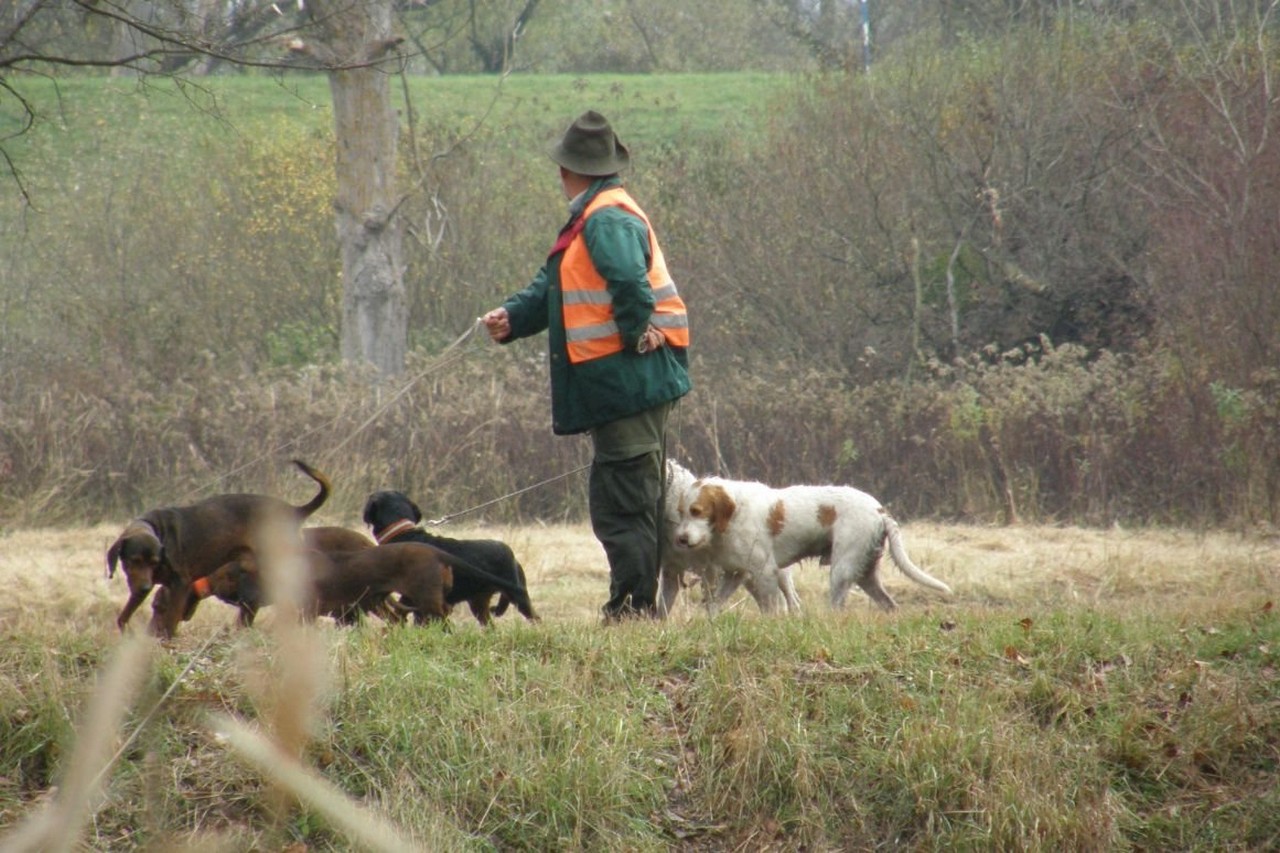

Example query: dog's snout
[122,565,156,594]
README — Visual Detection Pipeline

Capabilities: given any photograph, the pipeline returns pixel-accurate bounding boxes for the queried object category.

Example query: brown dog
[300,526,404,624]
[174,526,391,627]
[303,525,375,554]
[106,460,330,639]
[196,542,455,626]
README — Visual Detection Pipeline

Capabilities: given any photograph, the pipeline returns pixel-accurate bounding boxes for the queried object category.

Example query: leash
[425,462,591,526]
[171,317,594,524]
[327,317,483,457]
[176,318,487,502]
[422,399,680,525]
[426,400,689,526]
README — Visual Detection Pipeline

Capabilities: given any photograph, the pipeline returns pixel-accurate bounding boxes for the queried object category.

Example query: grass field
[1,520,1277,850]
[3,72,794,193]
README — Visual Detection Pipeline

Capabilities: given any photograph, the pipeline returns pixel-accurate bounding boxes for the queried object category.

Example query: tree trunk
[309,0,407,377]
[330,65,406,376]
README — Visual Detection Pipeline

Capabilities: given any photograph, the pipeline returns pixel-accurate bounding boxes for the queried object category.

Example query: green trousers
[590,402,672,618]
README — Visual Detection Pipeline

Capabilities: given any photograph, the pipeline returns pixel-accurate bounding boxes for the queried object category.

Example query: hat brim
[549,139,631,176]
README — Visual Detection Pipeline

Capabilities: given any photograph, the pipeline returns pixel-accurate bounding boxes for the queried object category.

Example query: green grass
[3,71,795,193]
[2,578,1277,850]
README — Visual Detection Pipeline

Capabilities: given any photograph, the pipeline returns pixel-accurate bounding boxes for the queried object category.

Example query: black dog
[362,490,538,626]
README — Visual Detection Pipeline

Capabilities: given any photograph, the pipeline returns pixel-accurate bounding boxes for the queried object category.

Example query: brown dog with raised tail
[106,459,330,639]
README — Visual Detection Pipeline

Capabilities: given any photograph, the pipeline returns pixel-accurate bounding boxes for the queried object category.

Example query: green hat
[549,110,630,176]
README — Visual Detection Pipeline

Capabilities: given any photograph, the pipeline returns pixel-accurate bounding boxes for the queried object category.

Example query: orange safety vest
[559,187,690,364]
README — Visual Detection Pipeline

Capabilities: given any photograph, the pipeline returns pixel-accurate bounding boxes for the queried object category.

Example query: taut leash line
[427,462,592,526]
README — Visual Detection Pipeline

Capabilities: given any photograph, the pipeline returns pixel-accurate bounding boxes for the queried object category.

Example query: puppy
[304,525,375,553]
[106,459,330,638]
[672,474,951,614]
[196,543,453,626]
[362,490,537,626]
[300,526,400,624]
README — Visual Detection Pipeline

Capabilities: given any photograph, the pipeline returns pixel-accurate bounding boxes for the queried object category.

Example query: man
[482,110,691,622]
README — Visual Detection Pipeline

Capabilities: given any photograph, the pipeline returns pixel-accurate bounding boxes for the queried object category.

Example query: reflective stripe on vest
[560,187,690,364]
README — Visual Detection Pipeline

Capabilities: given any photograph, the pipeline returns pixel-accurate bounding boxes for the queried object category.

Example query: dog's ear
[707,485,737,535]
[145,511,176,569]
[408,497,423,523]
[106,536,124,579]
[361,494,378,525]
[217,560,264,607]
[236,567,264,609]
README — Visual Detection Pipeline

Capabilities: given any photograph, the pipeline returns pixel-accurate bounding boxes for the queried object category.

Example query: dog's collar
[375,519,419,544]
[192,576,212,599]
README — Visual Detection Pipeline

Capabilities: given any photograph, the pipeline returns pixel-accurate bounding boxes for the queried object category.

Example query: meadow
[1,518,1277,850]
[3,71,791,187]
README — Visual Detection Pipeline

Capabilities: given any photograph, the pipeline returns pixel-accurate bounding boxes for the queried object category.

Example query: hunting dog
[362,489,537,626]
[304,525,375,554]
[302,522,386,622]
[657,459,724,618]
[670,473,952,614]
[299,525,402,624]
[207,517,389,625]
[195,542,455,626]
[106,460,330,638]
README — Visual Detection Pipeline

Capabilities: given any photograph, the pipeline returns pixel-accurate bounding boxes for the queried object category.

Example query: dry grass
[906,522,1280,609]
[6,519,1275,629]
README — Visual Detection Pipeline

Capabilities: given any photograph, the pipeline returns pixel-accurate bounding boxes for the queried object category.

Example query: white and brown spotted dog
[658,460,803,616]
[657,460,719,617]
[670,473,951,614]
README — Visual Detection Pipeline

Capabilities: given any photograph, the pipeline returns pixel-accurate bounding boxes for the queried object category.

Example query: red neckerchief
[547,214,587,259]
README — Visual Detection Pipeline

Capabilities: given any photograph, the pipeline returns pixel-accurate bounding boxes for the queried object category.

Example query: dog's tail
[290,459,331,519]
[445,555,539,622]
[884,514,951,594]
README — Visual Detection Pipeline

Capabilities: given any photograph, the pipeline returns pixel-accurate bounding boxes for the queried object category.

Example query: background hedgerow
[1,337,1276,529]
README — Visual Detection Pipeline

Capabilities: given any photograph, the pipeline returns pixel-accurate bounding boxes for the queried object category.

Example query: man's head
[549,110,630,178]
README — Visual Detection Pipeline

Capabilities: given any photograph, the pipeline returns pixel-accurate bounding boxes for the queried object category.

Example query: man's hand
[482,308,511,342]
[637,324,665,353]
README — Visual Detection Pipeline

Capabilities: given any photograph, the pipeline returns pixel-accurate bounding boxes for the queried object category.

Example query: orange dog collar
[192,576,212,599]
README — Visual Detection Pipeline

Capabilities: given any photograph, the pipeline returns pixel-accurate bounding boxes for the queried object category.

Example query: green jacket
[501,177,692,435]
